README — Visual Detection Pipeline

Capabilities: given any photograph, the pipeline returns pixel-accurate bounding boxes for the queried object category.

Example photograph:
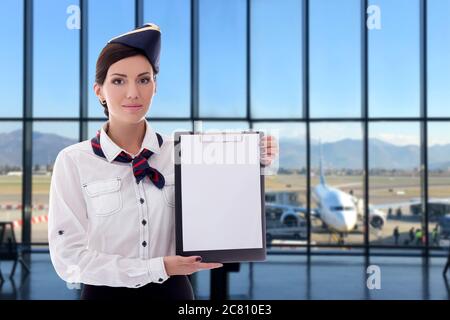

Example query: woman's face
[94,54,156,123]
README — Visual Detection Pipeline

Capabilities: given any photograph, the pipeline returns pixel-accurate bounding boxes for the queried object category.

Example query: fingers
[197,262,224,270]
[261,147,278,159]
[260,157,272,166]
[260,135,278,148]
[262,148,278,156]
[183,255,202,263]
[260,135,279,158]
[182,256,223,270]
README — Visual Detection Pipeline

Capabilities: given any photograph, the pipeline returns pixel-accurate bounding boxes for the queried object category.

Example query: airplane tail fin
[319,141,326,185]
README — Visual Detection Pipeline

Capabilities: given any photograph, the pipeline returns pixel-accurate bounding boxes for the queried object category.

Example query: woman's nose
[126,83,139,100]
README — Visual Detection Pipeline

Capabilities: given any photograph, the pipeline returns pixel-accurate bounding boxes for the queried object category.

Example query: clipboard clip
[199,132,244,143]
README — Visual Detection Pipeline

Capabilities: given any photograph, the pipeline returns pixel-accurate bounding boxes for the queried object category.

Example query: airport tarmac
[0,174,447,246]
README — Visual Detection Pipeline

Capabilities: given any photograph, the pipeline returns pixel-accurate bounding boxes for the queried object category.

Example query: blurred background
[1,0,450,300]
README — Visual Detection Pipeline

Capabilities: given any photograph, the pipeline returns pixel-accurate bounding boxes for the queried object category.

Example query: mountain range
[1,129,449,170]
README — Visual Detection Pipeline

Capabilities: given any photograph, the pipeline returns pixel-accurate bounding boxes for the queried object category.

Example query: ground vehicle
[438,214,450,240]
[265,203,307,243]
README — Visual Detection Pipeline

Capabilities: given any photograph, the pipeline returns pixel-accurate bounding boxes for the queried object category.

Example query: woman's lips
[122,104,144,112]
[122,104,143,108]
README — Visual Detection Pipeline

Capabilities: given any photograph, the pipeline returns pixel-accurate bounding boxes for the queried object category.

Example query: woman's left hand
[260,135,279,166]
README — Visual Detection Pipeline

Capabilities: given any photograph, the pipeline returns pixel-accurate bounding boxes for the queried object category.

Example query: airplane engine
[370,215,384,229]
[281,213,300,227]
[369,210,386,229]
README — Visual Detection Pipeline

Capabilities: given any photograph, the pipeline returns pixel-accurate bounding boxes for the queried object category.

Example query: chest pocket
[162,174,175,208]
[82,177,123,216]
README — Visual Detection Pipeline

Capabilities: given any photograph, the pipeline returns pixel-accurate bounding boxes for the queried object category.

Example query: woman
[48,23,278,300]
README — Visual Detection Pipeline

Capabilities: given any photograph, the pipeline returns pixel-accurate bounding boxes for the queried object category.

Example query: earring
[100,99,106,106]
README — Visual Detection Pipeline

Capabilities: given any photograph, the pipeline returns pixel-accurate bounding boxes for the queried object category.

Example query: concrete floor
[1,253,449,300]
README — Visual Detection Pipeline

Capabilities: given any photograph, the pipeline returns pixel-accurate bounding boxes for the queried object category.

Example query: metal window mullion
[246,0,251,123]
[420,0,429,256]
[135,0,143,28]
[362,0,370,257]
[191,0,199,130]
[303,0,311,257]
[79,0,88,142]
[22,0,33,246]
[248,0,252,132]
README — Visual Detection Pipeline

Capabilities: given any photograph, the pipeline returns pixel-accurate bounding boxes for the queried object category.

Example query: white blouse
[48,119,175,288]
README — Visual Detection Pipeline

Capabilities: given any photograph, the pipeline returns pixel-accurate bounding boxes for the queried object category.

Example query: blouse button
[140,198,145,204]
[158,278,163,282]
[142,241,147,247]
[142,219,147,226]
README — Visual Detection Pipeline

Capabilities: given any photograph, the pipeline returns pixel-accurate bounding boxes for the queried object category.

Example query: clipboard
[174,131,266,263]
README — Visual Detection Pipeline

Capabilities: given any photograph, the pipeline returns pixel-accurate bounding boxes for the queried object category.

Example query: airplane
[265,144,386,244]
[266,145,450,245]
[311,144,386,235]
[265,178,386,244]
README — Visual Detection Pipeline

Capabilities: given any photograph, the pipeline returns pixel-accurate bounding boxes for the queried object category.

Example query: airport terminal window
[309,0,361,118]
[199,0,246,118]
[3,0,450,256]
[428,122,450,248]
[250,0,303,119]
[88,121,106,138]
[368,0,420,118]
[89,121,193,138]
[0,0,23,117]
[144,0,191,118]
[310,122,364,246]
[369,122,422,247]
[253,122,306,245]
[149,121,192,137]
[87,0,135,118]
[32,122,78,243]
[33,0,79,118]
[427,0,450,117]
[0,122,23,242]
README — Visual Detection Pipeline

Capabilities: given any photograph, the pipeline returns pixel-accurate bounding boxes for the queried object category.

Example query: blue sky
[0,0,449,145]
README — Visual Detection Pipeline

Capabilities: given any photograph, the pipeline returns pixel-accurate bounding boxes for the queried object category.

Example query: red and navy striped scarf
[90,130,165,189]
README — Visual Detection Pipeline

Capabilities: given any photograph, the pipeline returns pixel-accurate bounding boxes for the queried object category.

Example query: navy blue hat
[108,23,161,74]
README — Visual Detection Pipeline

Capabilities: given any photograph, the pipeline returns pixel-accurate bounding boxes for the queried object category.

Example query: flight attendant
[48,23,278,300]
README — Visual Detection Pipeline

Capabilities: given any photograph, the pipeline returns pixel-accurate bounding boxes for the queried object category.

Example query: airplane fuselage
[312,183,358,233]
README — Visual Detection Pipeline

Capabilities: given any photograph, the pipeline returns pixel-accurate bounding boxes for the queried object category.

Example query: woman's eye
[112,78,124,85]
[139,77,151,84]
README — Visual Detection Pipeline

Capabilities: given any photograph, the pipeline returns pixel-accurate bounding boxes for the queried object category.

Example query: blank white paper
[180,133,263,251]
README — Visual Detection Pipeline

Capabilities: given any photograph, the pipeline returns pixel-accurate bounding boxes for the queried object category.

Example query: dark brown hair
[95,43,156,118]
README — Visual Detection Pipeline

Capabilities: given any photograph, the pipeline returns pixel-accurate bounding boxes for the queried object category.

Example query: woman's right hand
[163,255,223,276]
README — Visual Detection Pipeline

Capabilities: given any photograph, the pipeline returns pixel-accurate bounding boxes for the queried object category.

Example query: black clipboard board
[174,131,266,263]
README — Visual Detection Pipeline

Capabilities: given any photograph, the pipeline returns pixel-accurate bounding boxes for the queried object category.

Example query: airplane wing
[371,202,417,210]
[292,207,321,220]
[310,208,320,218]
[371,197,450,210]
